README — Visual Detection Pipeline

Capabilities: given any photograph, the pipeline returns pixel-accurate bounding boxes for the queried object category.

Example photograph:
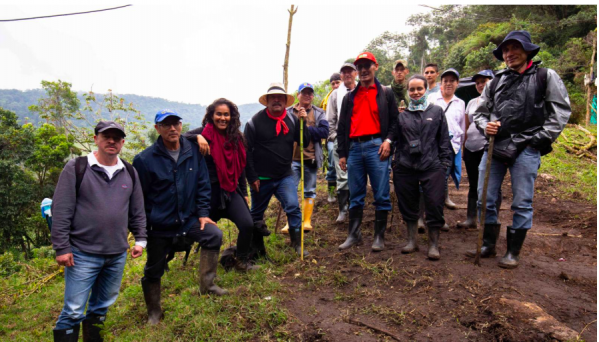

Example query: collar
[293,103,313,112]
[351,78,381,97]
[154,136,190,158]
[87,151,124,169]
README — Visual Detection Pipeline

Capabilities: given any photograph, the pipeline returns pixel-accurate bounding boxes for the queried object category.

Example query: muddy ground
[275,170,597,341]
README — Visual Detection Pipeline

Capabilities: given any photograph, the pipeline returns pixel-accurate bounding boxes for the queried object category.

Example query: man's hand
[486,121,501,136]
[378,141,391,161]
[245,196,250,206]
[298,107,308,120]
[339,157,347,172]
[250,180,260,193]
[199,217,217,230]
[56,253,74,267]
[130,245,143,258]
[197,135,210,155]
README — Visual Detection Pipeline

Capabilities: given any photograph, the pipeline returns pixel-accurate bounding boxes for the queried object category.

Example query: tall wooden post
[585,30,596,126]
[283,5,297,92]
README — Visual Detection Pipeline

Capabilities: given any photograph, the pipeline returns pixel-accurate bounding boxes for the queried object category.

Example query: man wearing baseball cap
[322,73,342,203]
[327,63,357,223]
[390,59,410,108]
[133,109,227,325]
[52,121,146,341]
[336,52,399,252]
[467,30,571,269]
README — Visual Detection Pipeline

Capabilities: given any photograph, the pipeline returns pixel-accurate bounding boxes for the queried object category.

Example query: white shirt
[427,92,466,154]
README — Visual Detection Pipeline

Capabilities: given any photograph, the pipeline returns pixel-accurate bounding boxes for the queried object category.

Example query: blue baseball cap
[298,82,314,94]
[440,68,460,80]
[472,69,494,82]
[154,109,182,123]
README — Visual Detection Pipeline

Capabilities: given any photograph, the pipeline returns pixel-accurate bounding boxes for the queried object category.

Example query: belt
[351,134,381,143]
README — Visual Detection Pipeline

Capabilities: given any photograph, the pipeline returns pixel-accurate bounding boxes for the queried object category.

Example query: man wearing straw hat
[245,83,311,257]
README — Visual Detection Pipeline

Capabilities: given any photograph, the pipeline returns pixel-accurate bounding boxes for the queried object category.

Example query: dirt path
[276,172,597,341]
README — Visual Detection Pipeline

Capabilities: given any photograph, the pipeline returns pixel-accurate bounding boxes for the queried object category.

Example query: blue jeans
[347,137,391,211]
[325,141,336,184]
[477,146,541,229]
[55,247,127,329]
[250,175,302,233]
[292,161,317,199]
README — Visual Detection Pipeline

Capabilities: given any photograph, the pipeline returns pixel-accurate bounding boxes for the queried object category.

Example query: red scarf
[201,123,246,193]
[266,109,289,136]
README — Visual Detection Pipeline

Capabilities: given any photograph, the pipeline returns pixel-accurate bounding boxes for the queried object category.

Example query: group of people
[50,30,571,341]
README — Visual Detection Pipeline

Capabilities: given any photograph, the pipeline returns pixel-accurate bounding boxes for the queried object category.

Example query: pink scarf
[201,123,246,193]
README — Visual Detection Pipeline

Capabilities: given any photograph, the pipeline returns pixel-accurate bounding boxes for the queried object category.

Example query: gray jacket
[286,105,329,169]
[474,63,571,155]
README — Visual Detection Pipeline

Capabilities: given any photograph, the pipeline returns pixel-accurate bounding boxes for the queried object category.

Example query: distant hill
[0,89,264,128]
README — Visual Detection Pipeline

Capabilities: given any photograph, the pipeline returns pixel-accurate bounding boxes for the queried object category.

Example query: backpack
[74,156,136,197]
[489,67,548,105]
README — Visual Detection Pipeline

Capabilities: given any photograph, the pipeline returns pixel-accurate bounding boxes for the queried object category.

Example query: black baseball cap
[95,120,126,137]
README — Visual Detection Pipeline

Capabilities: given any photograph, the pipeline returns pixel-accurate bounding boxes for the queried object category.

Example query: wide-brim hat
[258,82,295,107]
[493,30,540,61]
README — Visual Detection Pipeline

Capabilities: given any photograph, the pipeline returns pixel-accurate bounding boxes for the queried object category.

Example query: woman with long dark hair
[184,98,258,272]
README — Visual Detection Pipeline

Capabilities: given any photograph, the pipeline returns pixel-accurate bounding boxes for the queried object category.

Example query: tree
[28,80,80,132]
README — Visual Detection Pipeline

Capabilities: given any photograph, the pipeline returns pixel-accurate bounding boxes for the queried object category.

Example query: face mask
[408,96,428,111]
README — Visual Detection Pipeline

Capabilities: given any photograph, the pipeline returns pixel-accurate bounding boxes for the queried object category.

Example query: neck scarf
[266,109,289,136]
[408,96,428,111]
[201,123,246,193]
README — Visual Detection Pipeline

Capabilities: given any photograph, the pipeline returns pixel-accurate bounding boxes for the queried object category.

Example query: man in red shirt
[337,52,399,252]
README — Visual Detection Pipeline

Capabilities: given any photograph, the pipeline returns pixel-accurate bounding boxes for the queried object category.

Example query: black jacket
[393,104,452,172]
[336,78,399,159]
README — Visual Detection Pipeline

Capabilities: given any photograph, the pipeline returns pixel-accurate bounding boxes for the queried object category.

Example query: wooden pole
[300,116,305,261]
[283,5,297,92]
[585,30,596,126]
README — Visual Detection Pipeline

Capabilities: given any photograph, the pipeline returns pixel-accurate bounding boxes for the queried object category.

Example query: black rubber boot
[82,314,105,342]
[417,194,426,234]
[141,278,163,325]
[199,249,229,296]
[53,324,80,342]
[498,227,528,269]
[457,196,478,229]
[289,228,309,257]
[444,185,457,210]
[465,223,501,258]
[338,208,363,250]
[427,227,440,260]
[336,190,349,223]
[401,221,419,254]
[371,210,388,252]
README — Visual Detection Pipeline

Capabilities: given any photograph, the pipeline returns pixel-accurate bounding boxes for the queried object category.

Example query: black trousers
[394,167,446,229]
[143,222,222,282]
[209,189,253,260]
[463,148,484,200]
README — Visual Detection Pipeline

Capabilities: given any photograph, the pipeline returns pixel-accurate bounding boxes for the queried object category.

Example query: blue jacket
[133,136,211,237]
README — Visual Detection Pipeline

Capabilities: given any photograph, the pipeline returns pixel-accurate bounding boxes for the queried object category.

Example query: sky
[0,0,433,106]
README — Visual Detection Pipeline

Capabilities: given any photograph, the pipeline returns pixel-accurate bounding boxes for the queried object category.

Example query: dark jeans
[463,148,484,200]
[143,222,222,282]
[394,167,446,229]
[210,189,253,259]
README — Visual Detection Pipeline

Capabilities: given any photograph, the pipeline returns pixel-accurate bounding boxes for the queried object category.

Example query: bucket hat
[258,82,295,107]
[493,30,540,61]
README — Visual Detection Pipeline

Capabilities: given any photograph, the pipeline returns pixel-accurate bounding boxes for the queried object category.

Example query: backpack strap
[122,159,136,189]
[535,67,548,104]
[75,156,87,198]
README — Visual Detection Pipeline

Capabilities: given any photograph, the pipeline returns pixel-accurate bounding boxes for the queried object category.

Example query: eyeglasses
[157,121,182,128]
[355,62,374,71]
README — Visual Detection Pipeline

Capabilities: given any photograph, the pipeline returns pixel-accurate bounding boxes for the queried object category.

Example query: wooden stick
[282,5,297,92]
[475,135,495,266]
[346,318,401,341]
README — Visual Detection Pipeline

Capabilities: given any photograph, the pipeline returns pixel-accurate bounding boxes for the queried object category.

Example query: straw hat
[258,82,295,107]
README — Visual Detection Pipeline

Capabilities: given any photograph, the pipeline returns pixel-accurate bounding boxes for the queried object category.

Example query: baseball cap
[298,82,314,93]
[472,69,494,82]
[354,52,378,66]
[330,73,341,82]
[394,59,408,69]
[340,63,357,72]
[95,120,126,137]
[154,109,182,124]
[440,68,460,80]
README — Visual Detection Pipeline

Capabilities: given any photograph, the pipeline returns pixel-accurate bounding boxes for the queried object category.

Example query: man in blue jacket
[133,110,226,326]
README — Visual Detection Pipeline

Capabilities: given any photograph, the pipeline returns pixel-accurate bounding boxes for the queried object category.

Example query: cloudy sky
[0,0,435,106]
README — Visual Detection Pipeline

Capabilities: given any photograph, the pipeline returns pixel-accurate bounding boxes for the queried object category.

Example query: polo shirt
[350,84,380,138]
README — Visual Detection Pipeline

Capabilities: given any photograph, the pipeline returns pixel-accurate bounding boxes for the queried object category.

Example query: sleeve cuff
[135,241,147,249]
[55,247,72,256]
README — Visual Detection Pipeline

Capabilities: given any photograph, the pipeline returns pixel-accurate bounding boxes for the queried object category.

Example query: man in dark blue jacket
[133,110,226,326]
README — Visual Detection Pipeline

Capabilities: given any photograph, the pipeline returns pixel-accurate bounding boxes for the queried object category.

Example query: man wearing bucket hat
[467,30,571,269]
[244,83,311,257]
[336,52,399,252]
[133,109,227,325]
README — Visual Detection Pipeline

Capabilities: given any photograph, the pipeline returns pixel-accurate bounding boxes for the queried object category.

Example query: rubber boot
[303,198,314,232]
[417,194,426,234]
[457,196,478,229]
[82,314,105,342]
[465,223,501,258]
[401,221,419,254]
[444,185,457,210]
[338,208,363,250]
[336,190,349,223]
[141,278,163,325]
[427,227,440,260]
[281,223,289,235]
[53,325,80,342]
[371,210,388,252]
[289,227,309,257]
[199,249,228,296]
[498,227,528,269]
[327,185,337,203]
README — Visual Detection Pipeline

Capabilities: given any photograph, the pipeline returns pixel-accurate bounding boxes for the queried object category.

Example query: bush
[0,251,22,276]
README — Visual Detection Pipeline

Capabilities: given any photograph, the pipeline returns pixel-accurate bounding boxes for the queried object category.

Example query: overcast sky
[0,0,435,106]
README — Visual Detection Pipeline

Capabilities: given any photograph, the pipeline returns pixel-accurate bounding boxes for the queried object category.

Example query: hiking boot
[53,325,80,342]
[372,210,388,252]
[327,185,337,203]
[141,278,163,325]
[401,221,419,254]
[339,208,363,250]
[466,223,501,258]
[82,314,105,342]
[303,198,314,232]
[457,196,477,230]
[234,258,261,272]
[199,249,229,296]
[444,187,457,210]
[417,194,426,234]
[336,190,349,223]
[498,227,528,269]
[427,227,440,260]
[289,227,309,257]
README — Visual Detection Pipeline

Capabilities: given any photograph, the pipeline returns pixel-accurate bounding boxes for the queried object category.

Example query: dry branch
[345,317,402,341]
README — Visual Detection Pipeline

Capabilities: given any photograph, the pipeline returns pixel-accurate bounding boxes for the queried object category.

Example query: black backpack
[74,156,136,197]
